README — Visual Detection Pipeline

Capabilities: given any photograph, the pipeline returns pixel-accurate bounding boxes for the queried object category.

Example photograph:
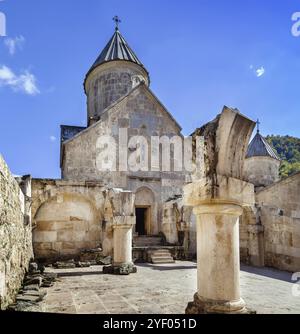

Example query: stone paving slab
[37,262,300,314]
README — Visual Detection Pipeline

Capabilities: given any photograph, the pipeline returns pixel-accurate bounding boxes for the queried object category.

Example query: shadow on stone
[241,265,293,283]
[139,264,197,271]
[56,271,104,277]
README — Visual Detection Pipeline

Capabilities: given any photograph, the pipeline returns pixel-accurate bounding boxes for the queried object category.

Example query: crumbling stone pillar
[184,107,256,314]
[185,177,254,313]
[103,189,137,275]
[247,224,265,267]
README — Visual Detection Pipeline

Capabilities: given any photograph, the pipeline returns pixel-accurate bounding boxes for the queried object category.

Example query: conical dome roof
[246,131,280,160]
[86,28,148,77]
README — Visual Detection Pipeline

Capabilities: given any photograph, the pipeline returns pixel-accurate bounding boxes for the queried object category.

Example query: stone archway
[134,187,156,236]
[33,192,100,261]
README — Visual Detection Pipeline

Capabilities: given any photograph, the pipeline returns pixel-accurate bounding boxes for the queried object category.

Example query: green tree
[266,135,300,178]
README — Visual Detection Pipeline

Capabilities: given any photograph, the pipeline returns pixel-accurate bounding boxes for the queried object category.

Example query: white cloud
[50,136,57,142]
[0,65,14,81]
[4,36,25,55]
[0,65,40,95]
[255,66,265,77]
[249,65,266,78]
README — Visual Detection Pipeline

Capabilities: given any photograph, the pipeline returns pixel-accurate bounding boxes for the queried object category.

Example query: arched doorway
[134,187,155,236]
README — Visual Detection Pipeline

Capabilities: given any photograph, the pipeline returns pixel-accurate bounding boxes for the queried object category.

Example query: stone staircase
[149,249,175,264]
[133,236,175,264]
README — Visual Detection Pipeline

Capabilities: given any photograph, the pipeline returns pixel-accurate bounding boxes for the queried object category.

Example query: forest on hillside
[266,135,300,178]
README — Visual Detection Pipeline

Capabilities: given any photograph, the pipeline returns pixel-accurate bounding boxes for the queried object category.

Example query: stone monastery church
[1,22,300,311]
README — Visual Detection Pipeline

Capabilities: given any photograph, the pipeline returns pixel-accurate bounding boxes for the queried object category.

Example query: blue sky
[0,0,300,178]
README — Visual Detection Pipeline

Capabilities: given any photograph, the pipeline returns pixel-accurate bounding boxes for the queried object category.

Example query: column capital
[184,175,255,208]
[193,202,243,216]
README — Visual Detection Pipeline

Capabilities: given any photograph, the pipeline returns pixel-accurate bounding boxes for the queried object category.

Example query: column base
[185,293,256,314]
[103,263,137,276]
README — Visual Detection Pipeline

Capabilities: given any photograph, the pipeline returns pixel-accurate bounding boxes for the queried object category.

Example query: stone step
[151,257,175,264]
[151,253,171,258]
[151,250,170,254]
[150,249,175,264]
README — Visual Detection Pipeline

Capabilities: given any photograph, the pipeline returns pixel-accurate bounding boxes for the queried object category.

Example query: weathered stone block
[34,231,57,243]
[34,221,58,231]
[103,263,137,276]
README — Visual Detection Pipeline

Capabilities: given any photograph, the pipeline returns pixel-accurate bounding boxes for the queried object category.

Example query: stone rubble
[53,259,76,269]
[51,254,112,269]
[79,248,103,263]
[8,262,57,312]
[98,256,112,266]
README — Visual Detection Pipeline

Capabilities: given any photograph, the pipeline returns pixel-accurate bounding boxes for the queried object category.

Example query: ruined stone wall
[31,179,107,262]
[0,155,33,310]
[256,173,300,272]
[162,198,196,258]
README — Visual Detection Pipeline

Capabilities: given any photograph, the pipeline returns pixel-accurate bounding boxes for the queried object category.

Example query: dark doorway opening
[135,208,147,236]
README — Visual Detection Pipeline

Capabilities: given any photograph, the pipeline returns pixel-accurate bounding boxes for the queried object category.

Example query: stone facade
[61,83,186,236]
[0,155,33,310]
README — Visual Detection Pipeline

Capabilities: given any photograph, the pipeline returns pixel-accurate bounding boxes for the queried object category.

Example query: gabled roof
[86,28,148,77]
[62,82,182,148]
[60,125,86,143]
[99,82,182,132]
[246,131,280,160]
[60,125,86,167]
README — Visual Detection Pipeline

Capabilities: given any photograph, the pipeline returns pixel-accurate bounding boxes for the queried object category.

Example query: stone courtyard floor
[37,261,300,314]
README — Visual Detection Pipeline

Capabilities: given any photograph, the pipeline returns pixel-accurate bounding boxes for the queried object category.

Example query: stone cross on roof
[257,119,261,133]
[113,15,121,30]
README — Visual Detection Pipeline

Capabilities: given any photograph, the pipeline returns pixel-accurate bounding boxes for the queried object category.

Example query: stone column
[186,201,246,314]
[103,189,137,275]
[110,216,136,274]
[184,106,257,314]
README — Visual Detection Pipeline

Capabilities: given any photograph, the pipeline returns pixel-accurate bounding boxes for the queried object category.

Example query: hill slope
[266,135,300,178]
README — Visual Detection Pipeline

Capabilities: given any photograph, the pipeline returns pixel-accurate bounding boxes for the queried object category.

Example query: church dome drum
[84,24,150,126]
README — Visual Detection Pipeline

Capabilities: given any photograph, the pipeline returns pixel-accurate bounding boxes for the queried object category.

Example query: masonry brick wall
[256,173,300,272]
[240,175,300,272]
[0,155,32,310]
